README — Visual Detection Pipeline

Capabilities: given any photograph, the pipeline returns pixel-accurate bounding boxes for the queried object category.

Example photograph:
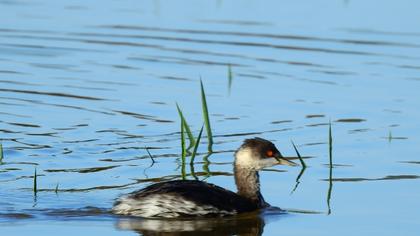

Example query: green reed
[0,143,3,164]
[388,130,393,142]
[200,80,213,153]
[176,103,196,150]
[327,120,333,215]
[180,117,186,162]
[55,182,59,194]
[176,80,214,179]
[291,141,306,194]
[180,116,187,180]
[292,141,306,169]
[190,125,204,165]
[329,121,333,162]
[145,147,155,164]
[33,168,38,196]
[190,162,198,180]
[228,64,233,94]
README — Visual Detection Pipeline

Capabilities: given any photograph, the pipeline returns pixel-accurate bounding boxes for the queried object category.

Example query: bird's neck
[234,165,267,208]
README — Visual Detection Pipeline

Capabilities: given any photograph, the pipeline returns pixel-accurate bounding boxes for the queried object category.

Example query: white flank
[112,194,236,218]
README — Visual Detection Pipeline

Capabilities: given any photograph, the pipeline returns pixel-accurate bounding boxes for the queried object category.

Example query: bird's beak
[274,153,298,166]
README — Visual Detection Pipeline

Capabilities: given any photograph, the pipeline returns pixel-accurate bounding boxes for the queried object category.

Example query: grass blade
[180,116,187,180]
[190,162,198,180]
[290,141,306,194]
[291,141,306,168]
[327,120,333,215]
[190,125,204,165]
[0,143,3,164]
[55,182,59,194]
[181,164,186,180]
[145,147,155,164]
[33,168,37,196]
[200,80,213,152]
[228,64,233,95]
[181,117,186,162]
[329,120,333,161]
[176,104,195,150]
[388,130,392,143]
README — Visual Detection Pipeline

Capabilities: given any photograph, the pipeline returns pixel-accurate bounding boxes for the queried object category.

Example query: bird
[112,137,297,218]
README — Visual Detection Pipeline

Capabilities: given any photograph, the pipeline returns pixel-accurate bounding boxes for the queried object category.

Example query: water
[1,0,420,235]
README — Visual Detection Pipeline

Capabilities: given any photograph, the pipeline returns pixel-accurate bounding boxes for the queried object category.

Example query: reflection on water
[115,209,282,236]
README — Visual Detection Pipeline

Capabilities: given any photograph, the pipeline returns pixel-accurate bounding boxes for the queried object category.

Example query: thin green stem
[190,162,198,181]
[0,143,3,164]
[33,168,38,196]
[228,64,233,95]
[176,103,195,150]
[290,141,307,194]
[200,80,213,153]
[327,120,333,215]
[292,141,306,168]
[180,118,186,180]
[145,147,155,164]
[190,125,204,165]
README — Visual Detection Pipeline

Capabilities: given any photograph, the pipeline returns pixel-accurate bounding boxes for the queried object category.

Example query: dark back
[132,180,259,214]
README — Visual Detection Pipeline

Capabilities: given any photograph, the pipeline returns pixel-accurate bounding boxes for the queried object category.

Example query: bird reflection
[115,209,283,236]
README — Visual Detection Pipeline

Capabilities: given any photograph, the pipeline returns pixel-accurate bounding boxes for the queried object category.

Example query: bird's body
[112,137,296,218]
[113,180,258,218]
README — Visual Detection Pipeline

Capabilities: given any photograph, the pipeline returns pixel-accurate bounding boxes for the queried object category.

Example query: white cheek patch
[234,148,259,168]
[112,194,236,218]
[234,147,280,169]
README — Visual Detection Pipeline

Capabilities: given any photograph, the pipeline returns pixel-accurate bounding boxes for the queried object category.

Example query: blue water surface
[1,0,420,235]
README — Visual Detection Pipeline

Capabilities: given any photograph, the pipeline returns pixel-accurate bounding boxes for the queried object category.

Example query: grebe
[112,137,297,218]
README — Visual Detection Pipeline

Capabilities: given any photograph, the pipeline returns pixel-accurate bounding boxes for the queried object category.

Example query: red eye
[266,150,274,157]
